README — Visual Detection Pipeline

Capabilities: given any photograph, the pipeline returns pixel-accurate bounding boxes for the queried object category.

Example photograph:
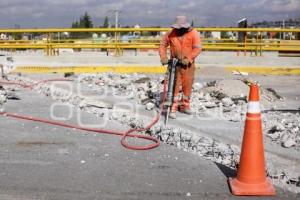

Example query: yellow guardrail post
[116,33,122,56]
[46,33,50,56]
[255,33,258,56]
[244,34,247,56]
[260,32,263,56]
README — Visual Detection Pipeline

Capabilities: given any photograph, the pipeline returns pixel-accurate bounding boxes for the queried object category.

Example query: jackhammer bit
[164,58,179,125]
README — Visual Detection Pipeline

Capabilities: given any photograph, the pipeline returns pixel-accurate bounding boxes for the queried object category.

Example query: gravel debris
[0,85,7,107]
[282,139,296,148]
[264,112,300,150]
[145,102,155,110]
[8,74,300,193]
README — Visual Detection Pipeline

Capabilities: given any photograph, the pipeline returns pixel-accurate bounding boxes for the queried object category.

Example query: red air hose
[0,77,167,150]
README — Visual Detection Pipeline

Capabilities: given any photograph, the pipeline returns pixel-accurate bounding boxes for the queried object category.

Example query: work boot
[181,108,193,115]
[180,95,193,115]
[169,97,179,119]
[169,112,177,119]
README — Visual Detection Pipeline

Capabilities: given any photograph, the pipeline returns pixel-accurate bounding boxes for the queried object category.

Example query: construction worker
[159,16,202,119]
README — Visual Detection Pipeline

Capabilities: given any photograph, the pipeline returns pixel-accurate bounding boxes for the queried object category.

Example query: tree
[12,33,22,40]
[72,21,79,28]
[103,16,109,28]
[142,26,161,37]
[71,12,94,38]
[70,21,79,38]
[221,31,230,39]
[79,12,93,28]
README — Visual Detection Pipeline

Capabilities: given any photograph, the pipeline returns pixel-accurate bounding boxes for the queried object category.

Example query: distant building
[134,24,141,29]
[0,33,7,40]
[211,32,221,39]
[252,18,300,28]
[34,34,48,40]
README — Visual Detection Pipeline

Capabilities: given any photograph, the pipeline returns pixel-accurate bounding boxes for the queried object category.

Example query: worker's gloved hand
[161,58,168,65]
[180,58,190,66]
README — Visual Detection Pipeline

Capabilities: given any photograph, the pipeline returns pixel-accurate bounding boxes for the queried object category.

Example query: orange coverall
[159,28,202,112]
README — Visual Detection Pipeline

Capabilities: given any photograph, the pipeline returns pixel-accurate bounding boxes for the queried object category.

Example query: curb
[13,65,167,74]
[12,65,300,75]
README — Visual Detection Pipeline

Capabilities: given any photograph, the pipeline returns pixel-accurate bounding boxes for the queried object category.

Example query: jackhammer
[164,58,179,125]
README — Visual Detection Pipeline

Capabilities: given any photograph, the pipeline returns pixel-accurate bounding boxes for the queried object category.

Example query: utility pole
[282,19,285,40]
[114,9,120,28]
[107,9,122,56]
[108,9,121,28]
[282,14,288,40]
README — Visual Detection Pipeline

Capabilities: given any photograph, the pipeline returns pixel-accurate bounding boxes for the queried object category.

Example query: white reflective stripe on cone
[247,101,260,113]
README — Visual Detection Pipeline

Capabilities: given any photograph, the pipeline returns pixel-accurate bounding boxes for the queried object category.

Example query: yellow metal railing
[0,27,299,56]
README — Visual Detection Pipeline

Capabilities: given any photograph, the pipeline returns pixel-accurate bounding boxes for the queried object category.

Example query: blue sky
[0,0,299,28]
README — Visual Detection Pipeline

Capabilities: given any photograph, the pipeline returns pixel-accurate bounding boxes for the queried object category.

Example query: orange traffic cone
[228,84,276,196]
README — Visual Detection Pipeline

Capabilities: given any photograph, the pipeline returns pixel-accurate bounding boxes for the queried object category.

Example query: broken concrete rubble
[232,70,249,76]
[77,74,281,116]
[0,85,7,107]
[282,139,296,148]
[221,97,233,107]
[264,111,300,150]
[79,99,113,109]
[145,102,155,110]
[113,111,300,192]
[7,74,300,193]
[6,91,20,100]
[64,73,300,151]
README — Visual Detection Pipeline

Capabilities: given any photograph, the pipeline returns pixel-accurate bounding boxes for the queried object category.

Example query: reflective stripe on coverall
[159,28,202,112]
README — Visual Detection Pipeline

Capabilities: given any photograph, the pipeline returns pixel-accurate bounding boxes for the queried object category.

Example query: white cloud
[0,0,299,28]
[178,2,196,10]
[267,0,300,12]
